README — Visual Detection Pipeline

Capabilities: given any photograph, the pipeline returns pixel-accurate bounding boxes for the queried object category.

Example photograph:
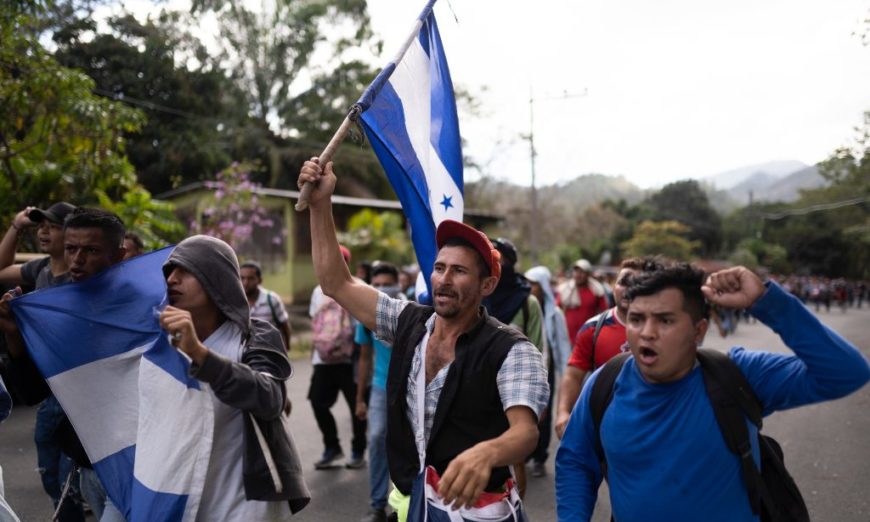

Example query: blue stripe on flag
[11,247,174,378]
[93,445,136,520]
[131,477,188,522]
[426,16,462,190]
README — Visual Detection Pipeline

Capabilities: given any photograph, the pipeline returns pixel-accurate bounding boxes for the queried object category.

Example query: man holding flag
[298,159,547,521]
[297,2,544,519]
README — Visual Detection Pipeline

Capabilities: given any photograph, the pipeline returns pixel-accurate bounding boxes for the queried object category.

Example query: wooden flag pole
[294,106,360,211]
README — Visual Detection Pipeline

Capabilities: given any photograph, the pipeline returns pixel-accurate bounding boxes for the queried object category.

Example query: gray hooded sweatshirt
[164,235,310,512]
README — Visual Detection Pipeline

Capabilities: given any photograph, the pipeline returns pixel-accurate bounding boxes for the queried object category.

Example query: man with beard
[554,256,666,439]
[298,158,548,521]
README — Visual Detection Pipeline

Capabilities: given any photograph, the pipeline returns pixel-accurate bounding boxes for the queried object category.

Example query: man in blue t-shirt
[556,263,870,522]
[354,262,405,522]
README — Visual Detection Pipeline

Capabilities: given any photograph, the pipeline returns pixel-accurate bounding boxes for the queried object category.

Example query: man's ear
[480,275,499,297]
[113,246,127,263]
[694,317,709,346]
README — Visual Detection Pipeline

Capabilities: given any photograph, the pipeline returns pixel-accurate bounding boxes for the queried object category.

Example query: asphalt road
[1,303,869,521]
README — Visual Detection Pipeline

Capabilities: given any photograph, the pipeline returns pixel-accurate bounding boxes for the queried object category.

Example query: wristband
[10,223,21,231]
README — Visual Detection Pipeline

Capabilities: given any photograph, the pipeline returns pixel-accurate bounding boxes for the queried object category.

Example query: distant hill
[705,160,808,190]
[759,165,826,202]
[539,173,647,210]
[466,173,646,214]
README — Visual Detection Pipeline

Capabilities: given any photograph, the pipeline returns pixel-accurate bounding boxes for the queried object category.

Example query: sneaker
[359,508,387,522]
[531,461,546,477]
[314,447,344,469]
[346,452,366,469]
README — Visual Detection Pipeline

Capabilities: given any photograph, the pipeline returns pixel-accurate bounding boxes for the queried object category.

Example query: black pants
[530,356,555,463]
[308,363,367,455]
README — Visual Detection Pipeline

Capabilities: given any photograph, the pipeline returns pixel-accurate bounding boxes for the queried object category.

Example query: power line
[756,197,868,220]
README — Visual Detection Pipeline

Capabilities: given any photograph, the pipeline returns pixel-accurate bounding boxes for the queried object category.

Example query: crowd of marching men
[0,183,868,522]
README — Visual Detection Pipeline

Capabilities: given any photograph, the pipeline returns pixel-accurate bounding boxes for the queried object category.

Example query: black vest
[386,303,527,494]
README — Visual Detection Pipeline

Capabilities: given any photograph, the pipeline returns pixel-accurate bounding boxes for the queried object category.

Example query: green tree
[0,9,143,216]
[96,186,185,249]
[621,220,700,261]
[53,13,251,195]
[750,112,870,278]
[338,209,413,265]
[643,180,723,257]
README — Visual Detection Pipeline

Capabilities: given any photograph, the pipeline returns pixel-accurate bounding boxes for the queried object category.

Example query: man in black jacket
[298,159,548,519]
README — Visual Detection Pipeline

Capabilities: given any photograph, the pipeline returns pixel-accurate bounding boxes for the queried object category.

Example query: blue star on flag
[440,194,454,211]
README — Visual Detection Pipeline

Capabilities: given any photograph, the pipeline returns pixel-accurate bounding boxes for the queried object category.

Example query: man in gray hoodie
[159,235,309,520]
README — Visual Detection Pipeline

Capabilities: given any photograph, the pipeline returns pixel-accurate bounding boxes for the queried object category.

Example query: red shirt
[567,308,627,371]
[563,286,609,342]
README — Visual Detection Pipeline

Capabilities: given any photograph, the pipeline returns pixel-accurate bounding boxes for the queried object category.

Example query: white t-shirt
[196,322,291,521]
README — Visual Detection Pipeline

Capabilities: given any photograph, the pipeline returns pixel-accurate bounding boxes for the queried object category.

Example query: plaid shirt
[375,293,549,450]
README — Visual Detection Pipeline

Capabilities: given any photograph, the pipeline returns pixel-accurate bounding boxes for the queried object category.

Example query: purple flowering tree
[193,162,284,252]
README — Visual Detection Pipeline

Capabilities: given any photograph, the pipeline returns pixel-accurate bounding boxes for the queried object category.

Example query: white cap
[573,259,593,272]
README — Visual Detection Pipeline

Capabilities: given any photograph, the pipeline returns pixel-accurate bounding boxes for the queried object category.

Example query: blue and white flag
[356,0,463,296]
[11,248,213,522]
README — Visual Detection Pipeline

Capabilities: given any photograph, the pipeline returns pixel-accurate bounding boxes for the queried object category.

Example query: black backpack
[590,349,809,522]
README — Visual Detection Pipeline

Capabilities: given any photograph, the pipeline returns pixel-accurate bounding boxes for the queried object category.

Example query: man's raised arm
[298,157,379,331]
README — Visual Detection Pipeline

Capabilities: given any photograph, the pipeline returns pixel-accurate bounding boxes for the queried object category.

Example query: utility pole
[527,87,587,263]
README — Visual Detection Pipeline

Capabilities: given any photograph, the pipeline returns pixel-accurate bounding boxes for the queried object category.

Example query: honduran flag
[10,248,214,522]
[356,0,463,296]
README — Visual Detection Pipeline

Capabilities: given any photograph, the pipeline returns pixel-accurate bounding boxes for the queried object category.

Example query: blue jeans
[79,468,126,522]
[35,396,84,521]
[368,386,389,510]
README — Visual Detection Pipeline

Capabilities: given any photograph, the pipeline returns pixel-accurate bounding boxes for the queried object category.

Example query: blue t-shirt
[555,282,870,522]
[354,323,392,390]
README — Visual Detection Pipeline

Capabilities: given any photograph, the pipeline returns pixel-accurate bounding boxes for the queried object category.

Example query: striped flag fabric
[10,248,214,522]
[355,0,463,296]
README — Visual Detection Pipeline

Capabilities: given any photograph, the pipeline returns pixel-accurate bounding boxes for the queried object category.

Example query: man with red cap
[298,159,547,521]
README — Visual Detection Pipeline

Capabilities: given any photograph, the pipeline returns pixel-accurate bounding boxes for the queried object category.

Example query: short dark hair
[371,261,399,280]
[620,255,669,273]
[240,261,262,278]
[624,262,709,321]
[64,208,125,249]
[124,231,144,250]
[440,236,490,278]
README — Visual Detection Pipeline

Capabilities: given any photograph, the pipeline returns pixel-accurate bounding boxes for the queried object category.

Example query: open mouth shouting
[637,346,659,366]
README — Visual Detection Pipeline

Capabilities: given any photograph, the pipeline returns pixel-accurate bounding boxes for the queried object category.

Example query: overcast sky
[368,0,870,188]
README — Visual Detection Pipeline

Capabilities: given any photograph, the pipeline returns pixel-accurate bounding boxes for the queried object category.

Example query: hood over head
[163,235,250,334]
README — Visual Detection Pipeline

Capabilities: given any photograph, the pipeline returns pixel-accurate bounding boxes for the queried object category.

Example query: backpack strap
[521,297,530,336]
[589,352,631,480]
[265,292,281,326]
[696,349,771,517]
[590,311,609,370]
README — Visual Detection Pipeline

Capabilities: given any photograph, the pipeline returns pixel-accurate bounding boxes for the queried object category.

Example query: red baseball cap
[435,220,501,280]
[339,245,351,264]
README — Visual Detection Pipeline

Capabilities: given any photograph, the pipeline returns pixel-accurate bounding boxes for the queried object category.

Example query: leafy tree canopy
[0,9,143,217]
